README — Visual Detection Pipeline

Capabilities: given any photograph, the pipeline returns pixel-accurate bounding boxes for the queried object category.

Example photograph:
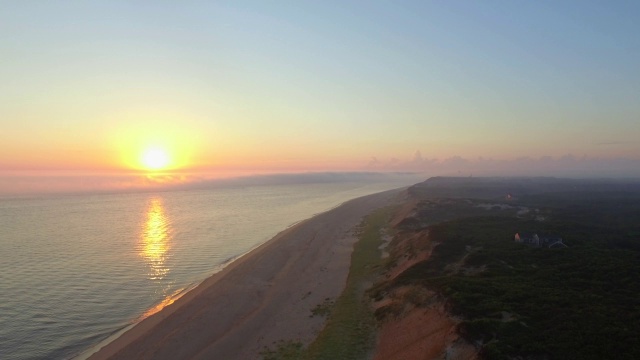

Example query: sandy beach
[88,188,404,360]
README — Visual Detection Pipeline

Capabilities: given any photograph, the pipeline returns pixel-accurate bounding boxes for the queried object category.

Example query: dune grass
[261,207,392,360]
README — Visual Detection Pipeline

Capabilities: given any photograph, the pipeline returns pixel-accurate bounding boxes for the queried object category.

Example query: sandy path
[89,188,404,360]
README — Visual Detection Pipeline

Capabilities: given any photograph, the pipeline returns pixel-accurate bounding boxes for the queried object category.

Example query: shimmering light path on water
[140,198,172,282]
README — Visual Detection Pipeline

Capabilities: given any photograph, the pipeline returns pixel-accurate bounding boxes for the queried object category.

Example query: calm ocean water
[0,179,412,360]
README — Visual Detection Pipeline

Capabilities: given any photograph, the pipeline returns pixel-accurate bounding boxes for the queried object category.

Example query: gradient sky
[1,1,639,186]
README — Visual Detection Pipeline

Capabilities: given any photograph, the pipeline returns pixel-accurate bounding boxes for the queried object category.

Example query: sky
[1,1,639,193]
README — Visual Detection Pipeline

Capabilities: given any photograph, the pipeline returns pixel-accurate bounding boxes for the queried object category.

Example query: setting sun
[141,148,171,170]
[110,114,204,173]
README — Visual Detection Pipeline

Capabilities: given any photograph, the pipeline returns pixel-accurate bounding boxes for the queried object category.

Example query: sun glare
[110,112,206,172]
[141,148,171,170]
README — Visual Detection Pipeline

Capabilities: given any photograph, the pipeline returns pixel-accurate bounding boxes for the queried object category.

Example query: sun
[141,147,171,170]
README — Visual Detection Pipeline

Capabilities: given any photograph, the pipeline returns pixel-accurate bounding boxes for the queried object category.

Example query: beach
[88,188,404,359]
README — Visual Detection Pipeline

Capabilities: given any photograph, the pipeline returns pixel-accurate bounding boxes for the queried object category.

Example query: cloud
[367,153,640,178]
[367,157,380,167]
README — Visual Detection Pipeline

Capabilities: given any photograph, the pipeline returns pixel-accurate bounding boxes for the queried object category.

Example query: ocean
[0,178,414,360]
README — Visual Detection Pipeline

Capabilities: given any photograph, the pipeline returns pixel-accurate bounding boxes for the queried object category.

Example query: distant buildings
[515,232,567,248]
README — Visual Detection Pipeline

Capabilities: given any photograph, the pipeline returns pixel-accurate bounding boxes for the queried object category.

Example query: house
[515,232,567,248]
[515,232,539,246]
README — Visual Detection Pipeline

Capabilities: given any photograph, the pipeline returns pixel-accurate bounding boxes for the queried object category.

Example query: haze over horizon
[2,1,639,194]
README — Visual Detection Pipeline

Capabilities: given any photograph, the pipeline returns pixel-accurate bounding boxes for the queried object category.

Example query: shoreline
[81,221,307,359]
[76,233,282,359]
[86,187,405,360]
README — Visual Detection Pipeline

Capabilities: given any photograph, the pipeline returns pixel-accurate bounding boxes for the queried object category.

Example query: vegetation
[310,298,335,318]
[261,207,392,360]
[261,341,305,360]
[380,191,640,359]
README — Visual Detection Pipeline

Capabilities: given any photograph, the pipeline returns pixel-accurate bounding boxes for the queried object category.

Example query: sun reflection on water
[140,197,172,280]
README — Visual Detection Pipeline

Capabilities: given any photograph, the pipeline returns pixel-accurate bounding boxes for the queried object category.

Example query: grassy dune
[262,207,392,360]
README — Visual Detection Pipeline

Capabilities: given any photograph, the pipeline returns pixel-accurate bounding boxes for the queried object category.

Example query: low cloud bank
[368,152,640,178]
[4,155,639,197]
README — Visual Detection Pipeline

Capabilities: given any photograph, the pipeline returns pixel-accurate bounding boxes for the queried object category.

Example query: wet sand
[88,188,404,360]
